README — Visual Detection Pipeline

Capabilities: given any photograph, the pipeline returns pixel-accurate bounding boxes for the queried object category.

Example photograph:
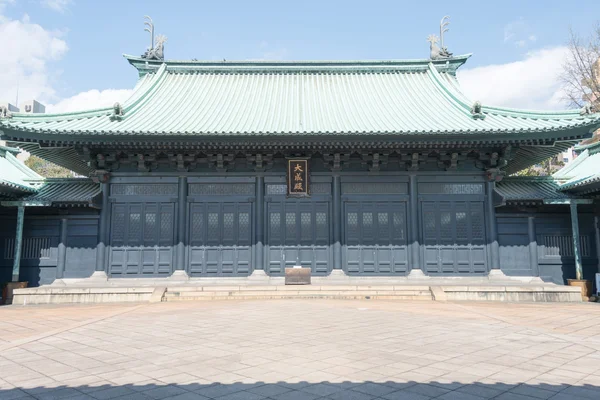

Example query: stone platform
[9,272,584,305]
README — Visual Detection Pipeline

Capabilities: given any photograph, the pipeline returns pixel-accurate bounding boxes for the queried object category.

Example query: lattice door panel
[343,201,408,275]
[187,202,252,276]
[421,200,486,275]
[266,200,331,275]
[109,202,175,276]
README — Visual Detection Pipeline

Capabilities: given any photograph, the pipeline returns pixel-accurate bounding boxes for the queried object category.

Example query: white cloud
[47,88,133,113]
[41,0,73,13]
[0,10,68,105]
[503,17,538,48]
[457,47,569,110]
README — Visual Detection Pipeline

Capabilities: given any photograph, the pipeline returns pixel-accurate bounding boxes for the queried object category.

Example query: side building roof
[553,141,600,194]
[0,145,43,198]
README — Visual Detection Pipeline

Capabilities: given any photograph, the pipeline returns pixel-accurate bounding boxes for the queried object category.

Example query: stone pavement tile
[195,384,243,398]
[143,385,190,399]
[322,365,363,376]
[326,389,376,400]
[35,387,86,400]
[300,383,343,397]
[494,393,540,400]
[112,392,154,400]
[454,384,505,399]
[403,383,451,398]
[158,373,207,385]
[294,371,341,383]
[391,372,437,384]
[508,384,557,399]
[163,393,210,400]
[247,384,292,397]
[268,390,320,400]
[379,390,431,400]
[557,385,600,399]
[436,391,486,400]
[277,382,313,391]
[60,395,96,400]
[351,382,397,397]
[0,387,33,400]
[213,390,266,400]
[89,386,138,400]
[548,368,589,381]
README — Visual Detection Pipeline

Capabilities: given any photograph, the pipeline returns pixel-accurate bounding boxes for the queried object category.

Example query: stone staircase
[162,285,435,302]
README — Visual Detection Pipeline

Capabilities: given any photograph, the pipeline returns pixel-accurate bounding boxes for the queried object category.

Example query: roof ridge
[426,62,474,118]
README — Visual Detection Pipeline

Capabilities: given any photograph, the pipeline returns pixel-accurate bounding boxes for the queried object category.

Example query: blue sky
[1,0,599,112]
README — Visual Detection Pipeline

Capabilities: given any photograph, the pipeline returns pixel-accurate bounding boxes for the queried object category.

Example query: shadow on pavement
[0,379,599,400]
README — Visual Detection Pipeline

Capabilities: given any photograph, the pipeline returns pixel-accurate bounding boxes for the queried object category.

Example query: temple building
[1,32,600,294]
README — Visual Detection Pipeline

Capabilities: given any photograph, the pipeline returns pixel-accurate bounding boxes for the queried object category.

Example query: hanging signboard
[287,158,310,197]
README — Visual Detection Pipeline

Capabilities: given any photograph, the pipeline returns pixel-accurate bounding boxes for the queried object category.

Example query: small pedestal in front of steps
[285,266,311,285]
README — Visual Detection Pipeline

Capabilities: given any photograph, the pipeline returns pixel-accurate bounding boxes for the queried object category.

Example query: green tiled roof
[496,177,570,203]
[1,55,599,139]
[554,141,600,193]
[0,145,42,198]
[1,178,101,207]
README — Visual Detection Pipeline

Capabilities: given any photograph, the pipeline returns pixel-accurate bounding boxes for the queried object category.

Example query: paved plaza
[0,300,599,400]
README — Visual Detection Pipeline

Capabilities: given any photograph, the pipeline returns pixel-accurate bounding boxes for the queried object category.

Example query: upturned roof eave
[0,126,592,145]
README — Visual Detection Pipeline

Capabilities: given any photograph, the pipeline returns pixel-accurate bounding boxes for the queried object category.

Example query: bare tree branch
[561,24,600,109]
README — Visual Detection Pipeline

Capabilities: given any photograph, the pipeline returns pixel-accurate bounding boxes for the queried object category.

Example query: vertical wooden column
[56,217,68,279]
[409,174,421,272]
[528,216,539,277]
[95,182,109,272]
[175,176,187,271]
[486,181,500,270]
[594,215,600,274]
[11,206,25,282]
[570,202,583,280]
[255,175,264,270]
[332,174,342,270]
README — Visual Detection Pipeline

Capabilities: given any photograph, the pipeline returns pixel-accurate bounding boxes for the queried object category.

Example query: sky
[1,0,599,113]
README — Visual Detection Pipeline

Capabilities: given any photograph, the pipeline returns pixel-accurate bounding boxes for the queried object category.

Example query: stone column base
[169,270,190,281]
[407,269,428,280]
[89,271,108,281]
[248,270,269,281]
[488,269,507,280]
[328,269,348,278]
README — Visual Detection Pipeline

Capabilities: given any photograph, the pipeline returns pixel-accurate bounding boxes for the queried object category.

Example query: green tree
[25,155,74,178]
[513,158,565,177]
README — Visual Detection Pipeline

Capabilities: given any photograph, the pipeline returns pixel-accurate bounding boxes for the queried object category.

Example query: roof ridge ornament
[580,103,597,116]
[428,16,453,60]
[0,106,13,119]
[471,101,486,119]
[141,15,167,61]
[110,102,124,121]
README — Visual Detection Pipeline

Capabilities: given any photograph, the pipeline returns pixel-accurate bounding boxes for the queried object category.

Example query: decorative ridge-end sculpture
[110,102,124,121]
[580,103,597,116]
[0,106,12,119]
[141,15,167,61]
[428,16,453,60]
[471,101,486,119]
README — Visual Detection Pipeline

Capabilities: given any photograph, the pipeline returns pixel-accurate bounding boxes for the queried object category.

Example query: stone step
[166,285,431,292]
[163,294,434,301]
[163,288,434,301]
